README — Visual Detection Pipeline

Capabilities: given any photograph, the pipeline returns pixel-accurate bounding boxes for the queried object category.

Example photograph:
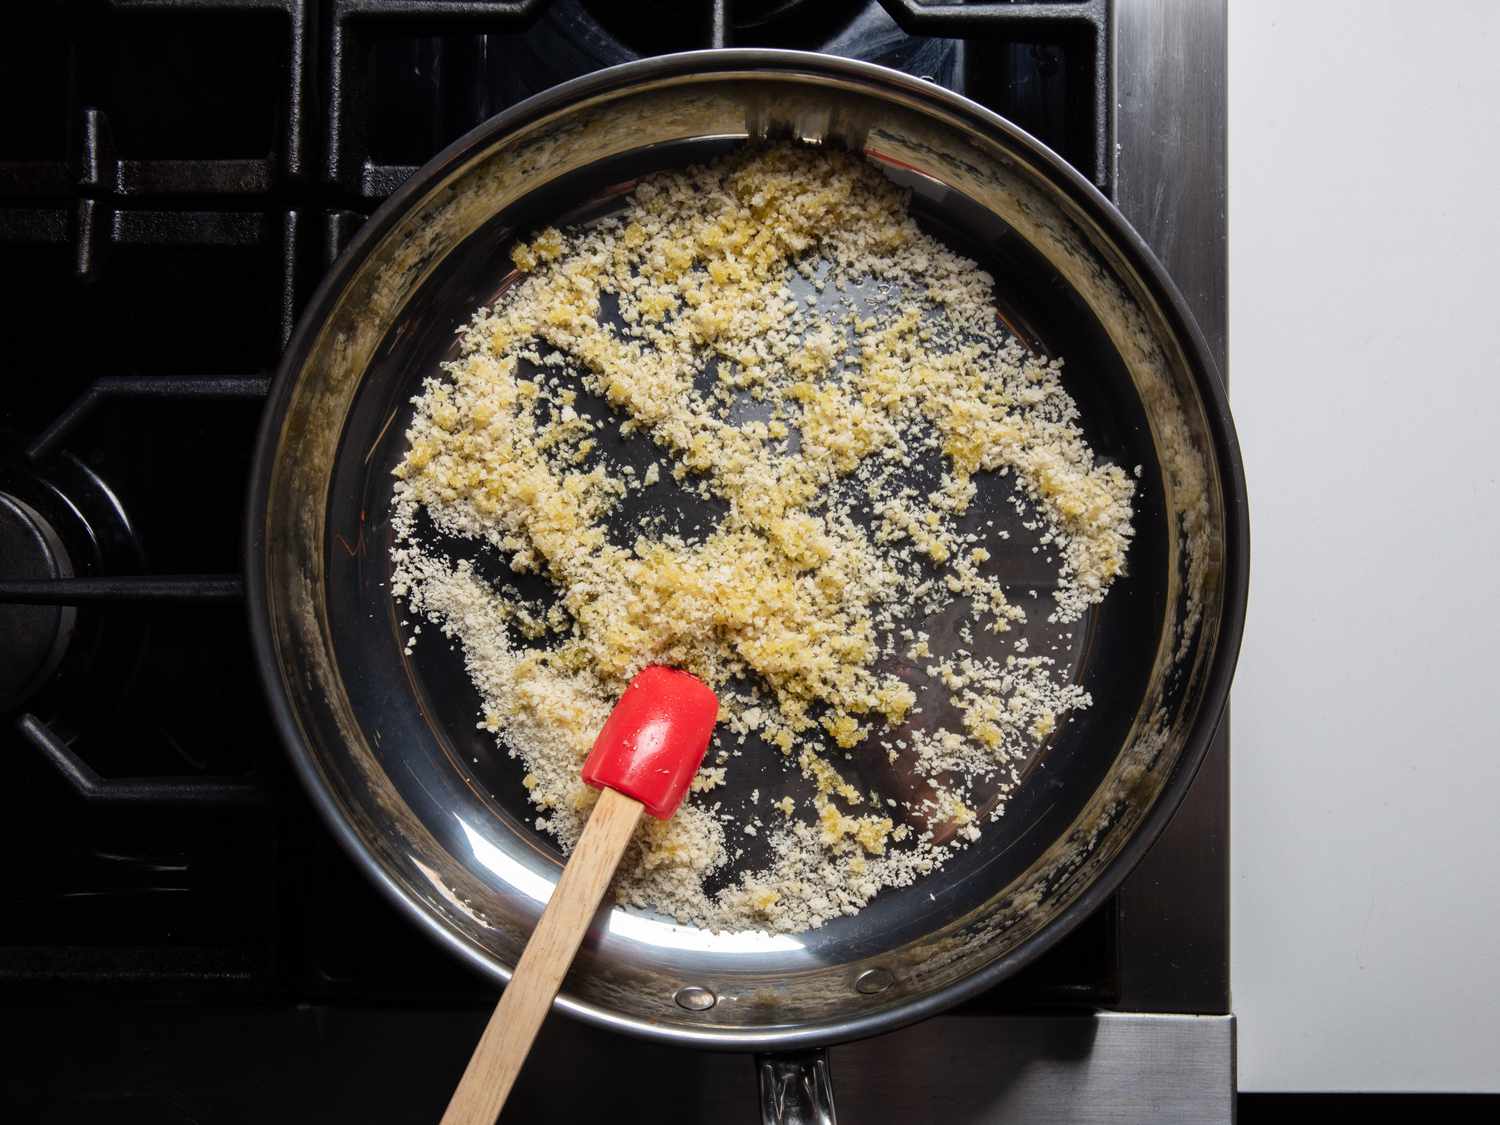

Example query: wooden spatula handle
[440,787,645,1125]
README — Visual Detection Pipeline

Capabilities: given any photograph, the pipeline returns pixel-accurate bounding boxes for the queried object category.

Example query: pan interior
[320,137,1169,1014]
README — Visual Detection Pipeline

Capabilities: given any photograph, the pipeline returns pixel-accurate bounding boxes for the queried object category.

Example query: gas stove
[1,3,1229,1121]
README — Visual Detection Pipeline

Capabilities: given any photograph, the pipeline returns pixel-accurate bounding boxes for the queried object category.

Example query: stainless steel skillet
[247,49,1248,1122]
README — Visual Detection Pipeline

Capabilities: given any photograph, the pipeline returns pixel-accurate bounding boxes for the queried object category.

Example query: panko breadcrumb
[390,144,1134,932]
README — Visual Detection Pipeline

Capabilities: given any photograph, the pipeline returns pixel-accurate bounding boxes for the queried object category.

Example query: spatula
[440,665,719,1125]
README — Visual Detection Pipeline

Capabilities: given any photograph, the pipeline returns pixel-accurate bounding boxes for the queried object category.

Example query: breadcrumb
[390,144,1133,932]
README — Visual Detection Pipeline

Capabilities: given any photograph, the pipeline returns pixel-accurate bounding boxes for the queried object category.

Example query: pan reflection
[606,909,803,954]
[458,817,554,905]
[459,815,803,953]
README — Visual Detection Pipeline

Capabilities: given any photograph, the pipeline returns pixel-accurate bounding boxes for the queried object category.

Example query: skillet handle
[755,1049,837,1125]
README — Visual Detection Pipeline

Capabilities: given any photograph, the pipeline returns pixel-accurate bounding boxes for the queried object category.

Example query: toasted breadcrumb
[390,145,1133,932]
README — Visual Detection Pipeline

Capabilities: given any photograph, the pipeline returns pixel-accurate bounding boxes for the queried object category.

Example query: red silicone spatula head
[581,666,718,819]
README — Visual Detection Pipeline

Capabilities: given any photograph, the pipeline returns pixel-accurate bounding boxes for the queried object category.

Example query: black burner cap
[0,492,76,709]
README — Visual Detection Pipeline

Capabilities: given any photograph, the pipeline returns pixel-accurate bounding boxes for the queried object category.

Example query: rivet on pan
[675,985,717,1011]
[855,968,893,995]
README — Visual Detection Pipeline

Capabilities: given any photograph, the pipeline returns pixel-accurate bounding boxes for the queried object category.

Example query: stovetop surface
[1,8,1227,1117]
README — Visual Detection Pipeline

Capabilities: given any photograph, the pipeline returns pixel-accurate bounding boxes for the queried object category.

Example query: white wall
[1229,0,1500,1093]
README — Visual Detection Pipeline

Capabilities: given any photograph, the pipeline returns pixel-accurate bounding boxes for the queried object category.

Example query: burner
[331,0,965,200]
[0,492,75,708]
[0,440,146,719]
[580,0,868,54]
